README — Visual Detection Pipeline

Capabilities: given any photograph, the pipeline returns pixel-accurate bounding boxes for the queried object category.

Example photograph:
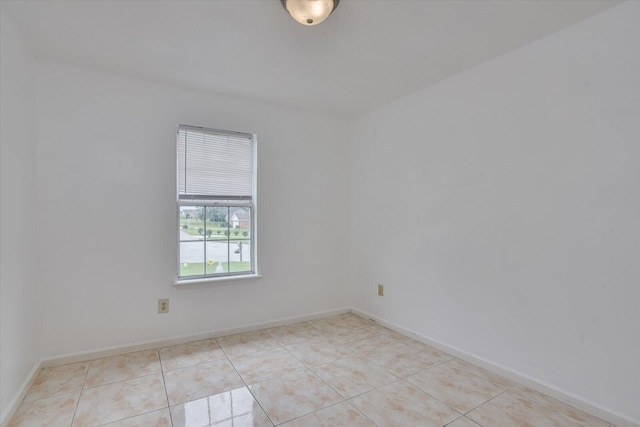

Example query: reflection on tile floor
[8,313,615,426]
[170,387,271,427]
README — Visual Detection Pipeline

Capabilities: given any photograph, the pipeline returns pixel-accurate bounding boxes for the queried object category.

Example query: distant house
[180,206,199,219]
[230,208,250,229]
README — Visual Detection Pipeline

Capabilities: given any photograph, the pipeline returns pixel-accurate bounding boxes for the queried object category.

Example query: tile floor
[9,313,614,427]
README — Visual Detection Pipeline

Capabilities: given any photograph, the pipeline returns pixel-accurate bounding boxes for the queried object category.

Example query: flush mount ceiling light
[281,0,340,26]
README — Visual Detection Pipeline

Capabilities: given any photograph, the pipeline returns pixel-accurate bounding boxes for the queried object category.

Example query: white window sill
[174,274,262,287]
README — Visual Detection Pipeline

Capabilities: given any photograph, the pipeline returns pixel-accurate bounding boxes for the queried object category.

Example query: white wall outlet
[158,298,169,314]
[378,284,384,296]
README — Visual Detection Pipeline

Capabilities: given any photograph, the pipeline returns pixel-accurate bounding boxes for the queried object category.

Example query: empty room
[1,0,638,426]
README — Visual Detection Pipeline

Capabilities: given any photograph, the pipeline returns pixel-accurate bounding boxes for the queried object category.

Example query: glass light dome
[281,0,340,26]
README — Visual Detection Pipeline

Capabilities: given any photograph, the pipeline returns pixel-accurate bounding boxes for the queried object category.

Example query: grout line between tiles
[79,350,162,390]
[74,373,170,426]
[224,325,370,426]
[399,378,466,419]
[344,399,380,427]
[462,383,518,419]
[273,399,376,426]
[464,415,485,427]
[303,365,346,403]
[68,363,91,427]
[156,348,173,427]
[509,386,613,427]
[158,351,174,427]
[345,377,405,401]
[399,359,514,417]
[444,414,484,427]
[217,336,277,427]
[94,408,168,427]
[80,371,161,391]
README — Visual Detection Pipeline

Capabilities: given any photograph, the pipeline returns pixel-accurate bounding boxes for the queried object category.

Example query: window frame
[175,125,258,284]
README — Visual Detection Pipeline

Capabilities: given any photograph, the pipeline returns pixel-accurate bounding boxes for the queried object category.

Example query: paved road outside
[179,231,250,263]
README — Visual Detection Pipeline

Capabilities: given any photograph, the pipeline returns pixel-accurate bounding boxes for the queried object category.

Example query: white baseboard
[351,307,638,427]
[0,360,42,427]
[41,307,351,368]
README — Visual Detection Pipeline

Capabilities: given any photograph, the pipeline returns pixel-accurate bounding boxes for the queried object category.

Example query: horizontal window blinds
[178,126,254,199]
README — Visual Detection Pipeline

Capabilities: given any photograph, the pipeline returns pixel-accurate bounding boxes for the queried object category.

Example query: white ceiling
[3,0,621,118]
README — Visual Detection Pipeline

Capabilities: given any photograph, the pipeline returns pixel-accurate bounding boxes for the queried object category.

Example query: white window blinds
[177,125,254,200]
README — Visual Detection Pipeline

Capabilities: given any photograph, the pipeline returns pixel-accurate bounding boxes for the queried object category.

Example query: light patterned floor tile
[72,374,167,427]
[467,390,583,427]
[159,338,225,371]
[320,325,381,345]
[403,340,451,357]
[511,385,610,427]
[308,314,370,331]
[216,330,279,356]
[7,314,618,427]
[338,314,377,330]
[311,356,398,399]
[9,392,78,427]
[446,416,483,427]
[100,408,172,426]
[23,363,87,402]
[266,322,322,345]
[306,317,337,332]
[282,402,375,427]
[299,332,346,346]
[309,316,380,344]
[362,342,449,377]
[84,350,161,388]
[249,369,343,425]
[312,322,359,337]
[348,333,404,354]
[285,337,354,367]
[406,361,508,413]
[230,347,306,383]
[349,380,460,427]
[374,327,417,343]
[163,358,244,406]
[335,313,373,324]
[447,358,515,389]
[170,387,272,427]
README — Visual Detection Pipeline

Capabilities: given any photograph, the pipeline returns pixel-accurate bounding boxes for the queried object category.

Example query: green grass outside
[179,261,251,277]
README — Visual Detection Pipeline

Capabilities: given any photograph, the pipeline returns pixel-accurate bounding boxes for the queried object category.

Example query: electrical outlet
[378,284,384,296]
[158,298,169,314]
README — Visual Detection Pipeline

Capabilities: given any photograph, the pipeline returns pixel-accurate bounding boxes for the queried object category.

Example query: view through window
[177,125,256,280]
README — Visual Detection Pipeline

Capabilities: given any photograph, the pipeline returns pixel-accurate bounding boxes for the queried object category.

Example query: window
[177,125,257,281]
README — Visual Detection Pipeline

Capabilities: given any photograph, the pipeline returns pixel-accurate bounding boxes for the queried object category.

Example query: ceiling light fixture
[280,0,340,26]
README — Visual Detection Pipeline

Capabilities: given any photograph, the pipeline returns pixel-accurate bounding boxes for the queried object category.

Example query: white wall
[4,2,638,424]
[35,61,350,358]
[0,4,40,419]
[349,2,639,423]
